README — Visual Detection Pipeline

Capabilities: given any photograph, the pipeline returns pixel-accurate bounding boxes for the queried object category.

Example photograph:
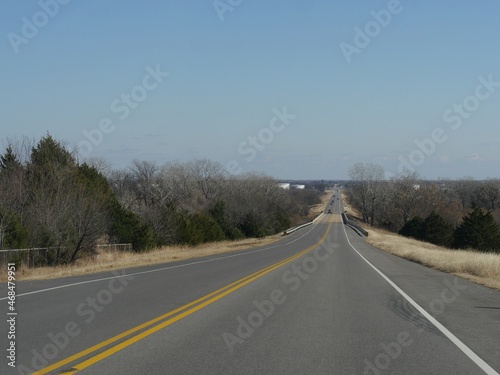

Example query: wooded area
[346,162,500,252]
[0,135,323,266]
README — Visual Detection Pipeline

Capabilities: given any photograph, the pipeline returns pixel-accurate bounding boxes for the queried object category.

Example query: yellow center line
[32,259,290,375]
[35,216,334,374]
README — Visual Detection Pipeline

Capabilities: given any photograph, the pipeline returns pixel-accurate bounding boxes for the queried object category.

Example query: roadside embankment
[341,190,500,290]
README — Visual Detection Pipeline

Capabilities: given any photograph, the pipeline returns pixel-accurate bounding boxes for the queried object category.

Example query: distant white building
[291,184,306,190]
[278,183,290,190]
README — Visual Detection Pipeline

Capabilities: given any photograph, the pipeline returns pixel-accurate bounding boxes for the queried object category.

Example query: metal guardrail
[284,192,368,238]
[342,212,368,237]
[283,212,325,235]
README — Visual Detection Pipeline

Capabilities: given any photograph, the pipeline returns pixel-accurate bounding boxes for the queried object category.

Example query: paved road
[1,192,499,374]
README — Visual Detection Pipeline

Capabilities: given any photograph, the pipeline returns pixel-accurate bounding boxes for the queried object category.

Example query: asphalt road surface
[1,191,499,374]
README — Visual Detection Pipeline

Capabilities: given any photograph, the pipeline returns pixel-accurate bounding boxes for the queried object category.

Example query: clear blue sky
[1,1,499,179]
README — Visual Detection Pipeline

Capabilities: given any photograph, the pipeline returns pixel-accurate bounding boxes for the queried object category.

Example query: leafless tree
[107,169,137,210]
[454,177,478,209]
[390,171,422,226]
[158,162,194,207]
[477,179,500,211]
[85,157,112,175]
[188,159,227,209]
[348,163,385,225]
[68,182,108,262]
[129,160,160,207]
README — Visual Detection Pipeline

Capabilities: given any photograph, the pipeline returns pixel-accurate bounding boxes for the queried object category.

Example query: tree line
[0,135,322,266]
[346,163,500,252]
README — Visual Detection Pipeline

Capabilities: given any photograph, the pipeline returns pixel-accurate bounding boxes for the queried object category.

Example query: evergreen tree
[422,211,453,247]
[0,145,21,172]
[452,207,500,252]
[0,208,28,249]
[30,134,75,168]
[399,216,424,240]
[108,200,154,251]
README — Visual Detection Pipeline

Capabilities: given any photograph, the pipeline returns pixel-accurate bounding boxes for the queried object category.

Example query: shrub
[422,212,454,247]
[109,201,155,251]
[452,207,500,252]
[176,212,225,246]
[399,216,424,240]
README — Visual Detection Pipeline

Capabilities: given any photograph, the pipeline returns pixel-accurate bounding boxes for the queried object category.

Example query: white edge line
[0,212,326,301]
[341,222,499,375]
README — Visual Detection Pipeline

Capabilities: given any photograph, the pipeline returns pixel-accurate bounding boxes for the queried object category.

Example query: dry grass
[340,190,500,290]
[1,235,282,282]
[340,190,363,221]
[289,190,330,227]
[366,228,500,290]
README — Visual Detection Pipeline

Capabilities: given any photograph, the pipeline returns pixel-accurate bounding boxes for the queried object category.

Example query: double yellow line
[35,216,335,374]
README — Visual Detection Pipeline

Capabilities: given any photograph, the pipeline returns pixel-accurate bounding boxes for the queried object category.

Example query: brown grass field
[341,191,500,291]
